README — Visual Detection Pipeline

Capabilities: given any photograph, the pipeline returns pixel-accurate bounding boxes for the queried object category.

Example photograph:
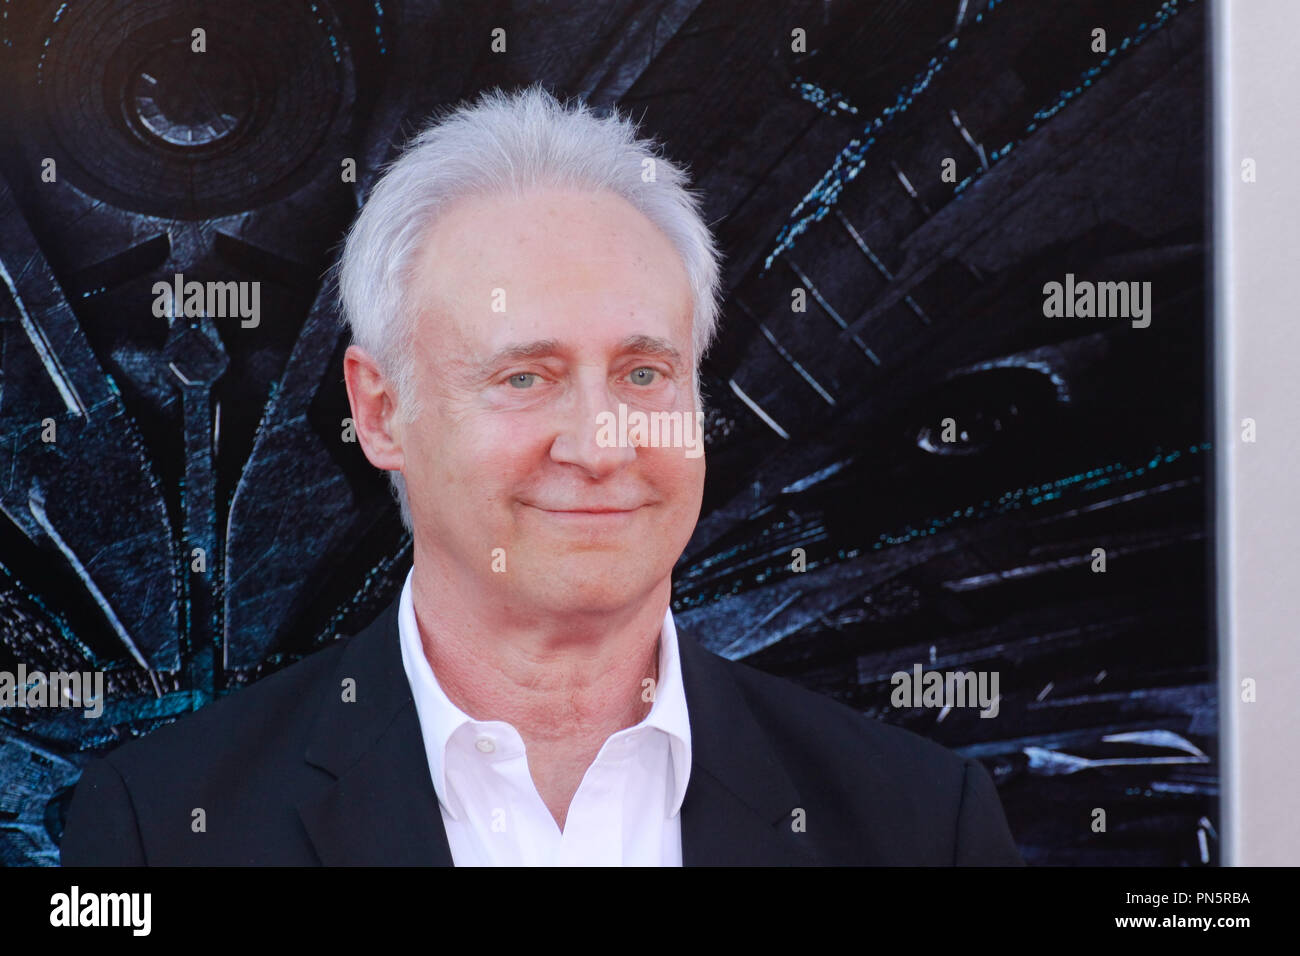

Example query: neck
[408,561,666,745]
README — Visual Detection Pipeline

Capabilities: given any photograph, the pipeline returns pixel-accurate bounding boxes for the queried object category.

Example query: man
[60,84,1023,866]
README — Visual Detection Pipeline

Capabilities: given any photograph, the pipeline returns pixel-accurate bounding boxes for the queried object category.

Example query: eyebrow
[617,335,685,366]
[476,335,686,375]
[482,339,563,368]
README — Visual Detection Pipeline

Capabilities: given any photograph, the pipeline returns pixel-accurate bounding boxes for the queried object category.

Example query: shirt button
[475,736,496,754]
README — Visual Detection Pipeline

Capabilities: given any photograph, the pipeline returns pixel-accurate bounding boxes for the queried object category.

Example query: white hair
[336,83,724,531]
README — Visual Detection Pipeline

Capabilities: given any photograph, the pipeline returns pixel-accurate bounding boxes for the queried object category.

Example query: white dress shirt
[396,568,692,866]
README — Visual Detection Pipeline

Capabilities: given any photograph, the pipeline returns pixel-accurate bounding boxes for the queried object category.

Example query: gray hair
[336,83,724,532]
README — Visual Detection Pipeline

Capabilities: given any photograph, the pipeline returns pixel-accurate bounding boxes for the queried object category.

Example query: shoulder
[687,640,1017,864]
[61,635,358,865]
[715,648,968,780]
[105,635,350,783]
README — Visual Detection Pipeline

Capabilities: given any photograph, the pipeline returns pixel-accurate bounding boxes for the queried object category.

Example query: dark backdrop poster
[0,0,1213,866]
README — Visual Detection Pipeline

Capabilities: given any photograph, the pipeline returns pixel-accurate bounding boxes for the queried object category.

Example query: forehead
[405,186,694,352]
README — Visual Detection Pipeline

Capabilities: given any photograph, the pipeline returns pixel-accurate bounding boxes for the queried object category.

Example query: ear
[342,345,405,472]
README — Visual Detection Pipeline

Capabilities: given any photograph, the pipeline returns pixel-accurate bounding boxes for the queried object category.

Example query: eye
[628,367,658,386]
[508,372,537,389]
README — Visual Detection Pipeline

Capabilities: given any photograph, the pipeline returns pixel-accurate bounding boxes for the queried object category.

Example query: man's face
[397,186,705,619]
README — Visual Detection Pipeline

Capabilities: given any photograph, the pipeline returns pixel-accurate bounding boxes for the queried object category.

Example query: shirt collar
[396,567,693,822]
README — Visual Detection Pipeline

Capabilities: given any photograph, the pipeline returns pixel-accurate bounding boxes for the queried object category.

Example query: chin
[517,560,660,616]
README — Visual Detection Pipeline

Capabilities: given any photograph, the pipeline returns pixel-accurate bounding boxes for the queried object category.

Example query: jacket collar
[296,595,820,865]
[296,598,454,865]
[674,626,821,865]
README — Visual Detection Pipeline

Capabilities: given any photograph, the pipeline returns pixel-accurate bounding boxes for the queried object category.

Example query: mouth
[528,504,645,514]
[522,503,649,522]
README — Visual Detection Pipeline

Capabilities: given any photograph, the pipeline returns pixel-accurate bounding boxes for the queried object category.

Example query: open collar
[296,594,821,866]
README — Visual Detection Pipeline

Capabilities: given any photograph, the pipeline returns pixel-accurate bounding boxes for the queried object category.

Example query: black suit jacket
[60,597,1024,865]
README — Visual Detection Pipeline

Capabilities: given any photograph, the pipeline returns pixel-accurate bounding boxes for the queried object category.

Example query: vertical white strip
[1217,0,1300,865]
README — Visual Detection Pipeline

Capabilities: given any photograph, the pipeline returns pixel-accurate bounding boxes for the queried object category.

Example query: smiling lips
[524,502,648,519]
[532,505,644,514]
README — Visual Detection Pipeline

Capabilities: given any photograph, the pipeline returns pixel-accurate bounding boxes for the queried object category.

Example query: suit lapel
[675,627,823,866]
[295,597,454,865]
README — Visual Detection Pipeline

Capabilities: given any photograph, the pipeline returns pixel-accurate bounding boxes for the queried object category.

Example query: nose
[549,371,637,478]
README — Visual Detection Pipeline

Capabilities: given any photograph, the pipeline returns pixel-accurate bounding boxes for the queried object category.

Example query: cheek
[644,448,706,502]
[424,414,548,495]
